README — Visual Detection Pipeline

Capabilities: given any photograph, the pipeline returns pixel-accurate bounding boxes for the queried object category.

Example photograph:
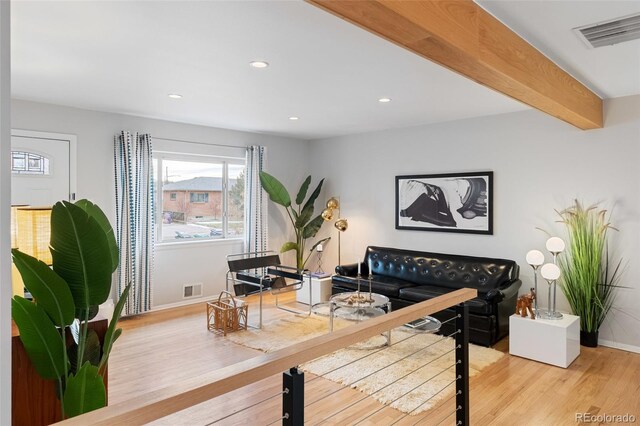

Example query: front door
[10,130,76,296]
[11,130,74,206]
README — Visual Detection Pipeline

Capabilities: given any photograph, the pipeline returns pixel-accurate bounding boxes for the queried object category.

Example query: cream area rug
[226,315,504,415]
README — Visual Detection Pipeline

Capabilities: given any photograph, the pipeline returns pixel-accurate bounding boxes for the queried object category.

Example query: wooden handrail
[57,288,477,425]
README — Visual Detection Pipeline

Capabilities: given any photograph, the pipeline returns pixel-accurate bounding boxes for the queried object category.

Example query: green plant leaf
[68,329,101,375]
[302,215,324,239]
[309,237,331,252]
[302,178,325,213]
[75,305,99,322]
[280,242,299,254]
[295,176,311,206]
[75,199,119,273]
[295,203,314,228]
[12,297,66,380]
[63,362,106,418]
[12,249,74,327]
[259,172,291,207]
[99,284,130,373]
[556,200,624,332]
[50,201,113,310]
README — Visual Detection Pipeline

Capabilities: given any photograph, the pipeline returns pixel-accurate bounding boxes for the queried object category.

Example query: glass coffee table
[328,291,392,346]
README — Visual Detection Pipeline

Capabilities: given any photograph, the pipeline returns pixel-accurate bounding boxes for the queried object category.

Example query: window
[11,151,50,175]
[190,192,209,203]
[154,154,245,243]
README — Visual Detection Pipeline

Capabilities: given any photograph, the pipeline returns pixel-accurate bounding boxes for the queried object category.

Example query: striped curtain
[114,131,154,315]
[244,146,267,253]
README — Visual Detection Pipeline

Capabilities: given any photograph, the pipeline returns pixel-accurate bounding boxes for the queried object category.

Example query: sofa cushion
[331,274,417,298]
[399,285,494,315]
[365,246,518,293]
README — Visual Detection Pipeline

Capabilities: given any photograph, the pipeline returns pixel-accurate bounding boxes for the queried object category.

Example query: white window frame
[154,151,244,245]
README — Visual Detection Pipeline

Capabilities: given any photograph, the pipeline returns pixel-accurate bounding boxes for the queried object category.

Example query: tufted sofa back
[365,246,519,293]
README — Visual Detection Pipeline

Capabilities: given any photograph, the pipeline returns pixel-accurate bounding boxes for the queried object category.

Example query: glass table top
[329,291,390,309]
[334,306,386,322]
[402,316,442,333]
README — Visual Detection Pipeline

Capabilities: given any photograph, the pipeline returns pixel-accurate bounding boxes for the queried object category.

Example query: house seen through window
[154,155,245,243]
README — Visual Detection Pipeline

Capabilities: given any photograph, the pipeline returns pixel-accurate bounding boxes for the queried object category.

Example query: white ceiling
[478,0,640,99]
[11,1,639,140]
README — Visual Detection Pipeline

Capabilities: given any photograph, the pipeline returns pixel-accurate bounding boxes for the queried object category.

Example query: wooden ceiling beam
[307,0,603,130]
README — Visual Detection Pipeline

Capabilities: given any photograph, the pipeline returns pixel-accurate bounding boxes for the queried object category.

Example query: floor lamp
[322,197,348,266]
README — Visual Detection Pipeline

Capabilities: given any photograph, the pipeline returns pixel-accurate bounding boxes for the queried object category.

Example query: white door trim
[0,2,10,423]
[11,129,78,201]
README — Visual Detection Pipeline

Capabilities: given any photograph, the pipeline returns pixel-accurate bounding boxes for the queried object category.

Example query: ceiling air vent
[574,13,640,48]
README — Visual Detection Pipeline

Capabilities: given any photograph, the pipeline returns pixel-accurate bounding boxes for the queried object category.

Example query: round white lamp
[540,263,562,319]
[526,250,544,266]
[546,237,566,260]
[526,250,545,313]
[540,263,561,281]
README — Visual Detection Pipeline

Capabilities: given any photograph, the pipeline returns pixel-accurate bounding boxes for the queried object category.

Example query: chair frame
[226,250,312,328]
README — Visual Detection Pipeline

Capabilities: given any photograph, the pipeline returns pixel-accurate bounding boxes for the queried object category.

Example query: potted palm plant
[259,172,330,270]
[12,199,130,419]
[557,200,623,347]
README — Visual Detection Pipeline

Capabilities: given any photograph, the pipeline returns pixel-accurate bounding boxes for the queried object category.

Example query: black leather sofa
[332,246,522,346]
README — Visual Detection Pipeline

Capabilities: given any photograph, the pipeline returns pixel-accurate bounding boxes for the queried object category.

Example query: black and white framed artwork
[395,171,493,235]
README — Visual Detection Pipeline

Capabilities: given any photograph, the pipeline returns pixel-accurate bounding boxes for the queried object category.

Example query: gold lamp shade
[321,208,334,221]
[334,218,348,232]
[17,206,53,265]
[326,197,340,210]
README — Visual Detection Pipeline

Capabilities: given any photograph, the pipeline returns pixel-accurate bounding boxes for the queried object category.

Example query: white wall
[0,2,11,422]
[11,99,310,308]
[309,95,640,351]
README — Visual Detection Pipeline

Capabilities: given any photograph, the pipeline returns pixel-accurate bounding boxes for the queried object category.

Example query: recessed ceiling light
[168,94,182,99]
[288,116,300,121]
[250,61,269,69]
[378,97,392,103]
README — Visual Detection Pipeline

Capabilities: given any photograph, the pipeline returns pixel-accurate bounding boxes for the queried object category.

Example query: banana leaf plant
[11,199,130,419]
[259,172,330,270]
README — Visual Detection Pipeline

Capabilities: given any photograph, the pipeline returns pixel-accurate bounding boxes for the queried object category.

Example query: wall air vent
[183,283,203,298]
[574,13,640,48]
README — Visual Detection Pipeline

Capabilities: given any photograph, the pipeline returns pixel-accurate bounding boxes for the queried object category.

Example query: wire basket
[207,291,248,335]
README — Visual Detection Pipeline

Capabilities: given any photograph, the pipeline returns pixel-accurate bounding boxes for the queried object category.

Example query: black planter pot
[580,330,599,347]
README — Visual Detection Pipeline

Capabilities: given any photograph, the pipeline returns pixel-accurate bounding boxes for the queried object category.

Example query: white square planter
[296,276,333,305]
[509,313,580,368]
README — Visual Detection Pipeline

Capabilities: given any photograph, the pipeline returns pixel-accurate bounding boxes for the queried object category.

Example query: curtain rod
[153,137,247,150]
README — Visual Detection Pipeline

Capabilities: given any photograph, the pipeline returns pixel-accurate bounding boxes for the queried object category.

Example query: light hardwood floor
[110,293,640,425]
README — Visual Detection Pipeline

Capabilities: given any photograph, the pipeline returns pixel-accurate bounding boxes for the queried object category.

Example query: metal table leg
[386,301,392,346]
[329,302,335,332]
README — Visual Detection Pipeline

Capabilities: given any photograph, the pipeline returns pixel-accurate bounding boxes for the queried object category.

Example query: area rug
[226,315,504,415]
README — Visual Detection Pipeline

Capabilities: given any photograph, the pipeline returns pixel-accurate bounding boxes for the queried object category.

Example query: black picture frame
[395,171,493,235]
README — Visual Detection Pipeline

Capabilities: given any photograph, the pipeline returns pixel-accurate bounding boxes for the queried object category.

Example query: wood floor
[110,293,640,425]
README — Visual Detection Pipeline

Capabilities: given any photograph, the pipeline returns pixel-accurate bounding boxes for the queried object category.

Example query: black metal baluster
[283,367,304,426]
[455,303,469,426]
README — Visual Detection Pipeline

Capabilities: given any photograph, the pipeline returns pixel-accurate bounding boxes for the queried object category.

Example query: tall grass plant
[557,200,622,333]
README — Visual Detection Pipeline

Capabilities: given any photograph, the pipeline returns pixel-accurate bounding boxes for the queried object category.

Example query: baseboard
[599,339,640,354]
[151,295,212,312]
